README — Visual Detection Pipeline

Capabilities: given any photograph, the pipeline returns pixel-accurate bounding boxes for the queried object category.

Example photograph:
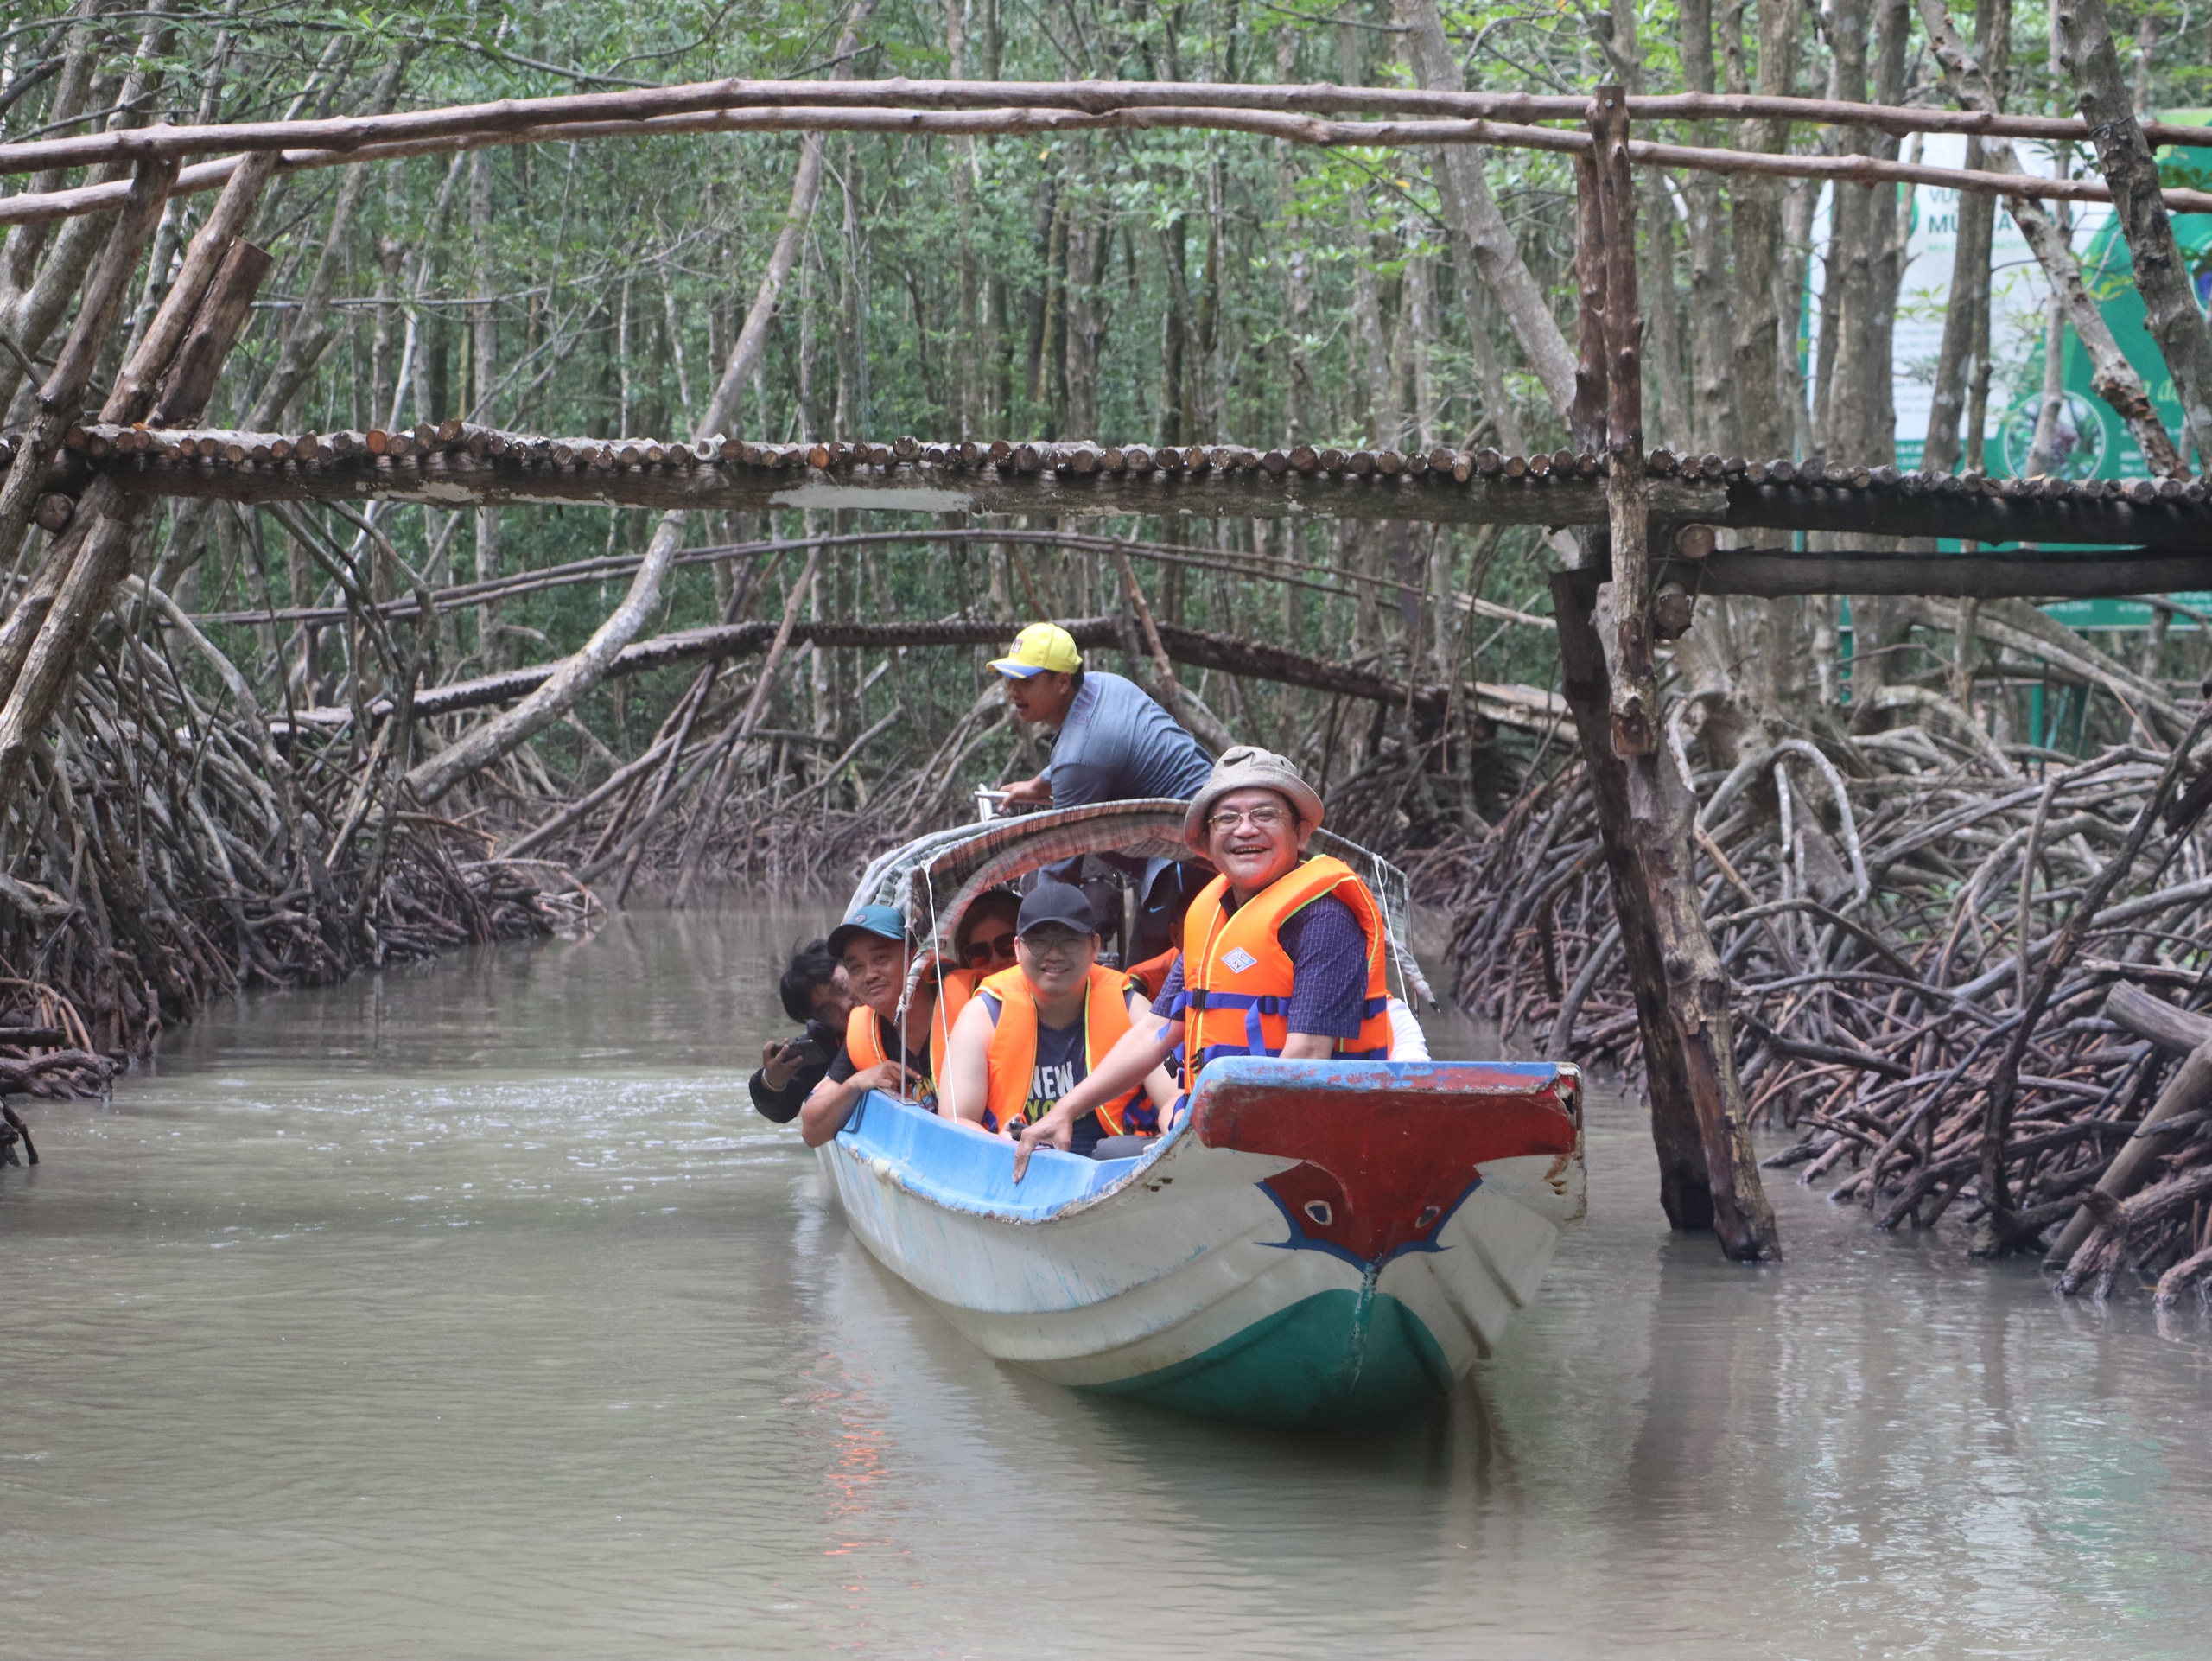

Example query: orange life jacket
[1122,948,1179,1003]
[1175,856,1393,1090]
[977,963,1153,1136]
[843,964,971,1109]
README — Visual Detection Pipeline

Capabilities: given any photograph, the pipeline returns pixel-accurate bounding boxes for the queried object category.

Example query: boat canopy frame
[845,798,1434,1020]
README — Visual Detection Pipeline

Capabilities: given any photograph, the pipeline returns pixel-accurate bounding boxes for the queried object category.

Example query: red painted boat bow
[1194,1060,1580,1268]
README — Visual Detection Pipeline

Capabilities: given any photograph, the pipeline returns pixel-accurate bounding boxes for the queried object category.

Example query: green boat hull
[1077,1289,1455,1429]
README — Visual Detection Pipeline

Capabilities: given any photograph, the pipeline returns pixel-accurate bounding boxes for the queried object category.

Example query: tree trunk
[1918,0,2187,474]
[470,148,501,671]
[1395,0,1579,423]
[245,51,412,432]
[1923,163,1994,474]
[1680,0,1738,453]
[413,0,879,808]
[2024,272,2069,476]
[0,158,175,587]
[1829,0,1912,696]
[0,175,264,817]
[1728,0,1801,460]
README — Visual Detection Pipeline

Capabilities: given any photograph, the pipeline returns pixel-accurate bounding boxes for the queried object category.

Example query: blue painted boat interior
[837,1091,1154,1221]
[835,1060,1564,1225]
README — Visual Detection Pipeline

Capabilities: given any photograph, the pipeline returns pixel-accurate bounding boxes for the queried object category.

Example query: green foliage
[10,0,2209,818]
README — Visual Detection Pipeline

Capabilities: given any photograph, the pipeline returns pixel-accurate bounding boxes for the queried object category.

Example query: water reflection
[3,906,2212,1659]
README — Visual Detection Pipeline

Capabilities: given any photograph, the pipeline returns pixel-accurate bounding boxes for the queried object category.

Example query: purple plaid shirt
[1152,892,1368,1038]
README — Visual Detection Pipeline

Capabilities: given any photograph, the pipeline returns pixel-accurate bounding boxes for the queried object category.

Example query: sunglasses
[963,931,1019,967]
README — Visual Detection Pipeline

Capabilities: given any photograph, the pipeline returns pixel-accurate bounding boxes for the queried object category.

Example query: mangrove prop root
[1446,726,2212,1292]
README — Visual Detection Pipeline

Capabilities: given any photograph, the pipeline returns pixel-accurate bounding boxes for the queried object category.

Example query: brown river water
[5,904,2212,1659]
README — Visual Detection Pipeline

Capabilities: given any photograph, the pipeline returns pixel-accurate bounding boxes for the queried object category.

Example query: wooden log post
[1570,148,1701,1229]
[1552,570,1716,1231]
[1557,120,1780,1261]
[1561,154,1717,1231]
[1569,151,1611,455]
[1599,573,1780,1261]
[1590,86,1656,757]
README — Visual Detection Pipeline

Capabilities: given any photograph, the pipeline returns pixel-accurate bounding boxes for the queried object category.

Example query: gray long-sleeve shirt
[1044,671,1213,807]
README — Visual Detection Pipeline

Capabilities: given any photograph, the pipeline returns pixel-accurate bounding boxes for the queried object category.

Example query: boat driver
[991,621,1214,960]
[1011,746,1395,1179]
[938,881,1178,1155]
[799,904,970,1146]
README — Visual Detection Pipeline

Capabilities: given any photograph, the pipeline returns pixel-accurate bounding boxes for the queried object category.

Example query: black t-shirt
[823,1014,934,1107]
[980,991,1103,1155]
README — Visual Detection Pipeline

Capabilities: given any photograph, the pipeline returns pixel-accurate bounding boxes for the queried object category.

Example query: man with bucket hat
[1008,747,1395,1178]
[990,621,1214,959]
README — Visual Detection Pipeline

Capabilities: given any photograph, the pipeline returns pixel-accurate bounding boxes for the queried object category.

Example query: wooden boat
[817,801,1586,1429]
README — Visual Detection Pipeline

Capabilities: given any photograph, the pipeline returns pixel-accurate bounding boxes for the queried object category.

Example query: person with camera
[749,940,855,1123]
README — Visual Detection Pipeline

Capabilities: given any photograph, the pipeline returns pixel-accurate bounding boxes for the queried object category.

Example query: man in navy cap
[938,882,1175,1157]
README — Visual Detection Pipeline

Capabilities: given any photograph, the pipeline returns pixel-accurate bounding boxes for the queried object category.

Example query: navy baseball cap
[828,903,907,959]
[1016,881,1096,937]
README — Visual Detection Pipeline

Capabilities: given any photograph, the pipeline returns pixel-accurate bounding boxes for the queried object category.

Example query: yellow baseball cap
[988,622,1083,678]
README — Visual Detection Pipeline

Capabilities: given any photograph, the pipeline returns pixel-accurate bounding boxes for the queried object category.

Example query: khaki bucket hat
[1183,745,1325,854]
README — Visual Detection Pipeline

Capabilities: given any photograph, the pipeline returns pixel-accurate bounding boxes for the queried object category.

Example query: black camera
[779,1034,830,1068]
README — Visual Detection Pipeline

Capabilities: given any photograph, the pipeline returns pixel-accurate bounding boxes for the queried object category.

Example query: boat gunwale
[829,1057,1576,1231]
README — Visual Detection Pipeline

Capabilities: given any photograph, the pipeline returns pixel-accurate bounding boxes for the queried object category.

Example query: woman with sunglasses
[951,889,1021,979]
[924,888,1023,1068]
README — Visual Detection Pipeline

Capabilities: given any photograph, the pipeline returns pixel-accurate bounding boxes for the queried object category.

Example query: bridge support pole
[1557,122,1782,1262]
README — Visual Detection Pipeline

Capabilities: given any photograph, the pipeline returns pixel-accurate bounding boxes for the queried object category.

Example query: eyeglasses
[1020,926,1088,961]
[963,932,1019,967]
[1206,804,1289,834]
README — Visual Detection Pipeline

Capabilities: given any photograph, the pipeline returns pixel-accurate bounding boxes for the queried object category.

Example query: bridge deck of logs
[35,418,2212,601]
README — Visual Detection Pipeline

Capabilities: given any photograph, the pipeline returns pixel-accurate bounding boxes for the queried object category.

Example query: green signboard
[2010,115,2212,483]
[2041,595,2212,631]
[1910,118,2212,628]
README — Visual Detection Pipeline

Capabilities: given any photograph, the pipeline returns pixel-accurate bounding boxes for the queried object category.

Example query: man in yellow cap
[991,622,1216,962]
[991,622,1212,811]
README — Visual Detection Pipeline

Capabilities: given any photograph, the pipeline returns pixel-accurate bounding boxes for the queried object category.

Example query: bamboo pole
[8,100,2212,232]
[4,75,2208,179]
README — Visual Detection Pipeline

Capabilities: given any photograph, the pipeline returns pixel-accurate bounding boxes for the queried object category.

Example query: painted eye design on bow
[1304,1200,1333,1225]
